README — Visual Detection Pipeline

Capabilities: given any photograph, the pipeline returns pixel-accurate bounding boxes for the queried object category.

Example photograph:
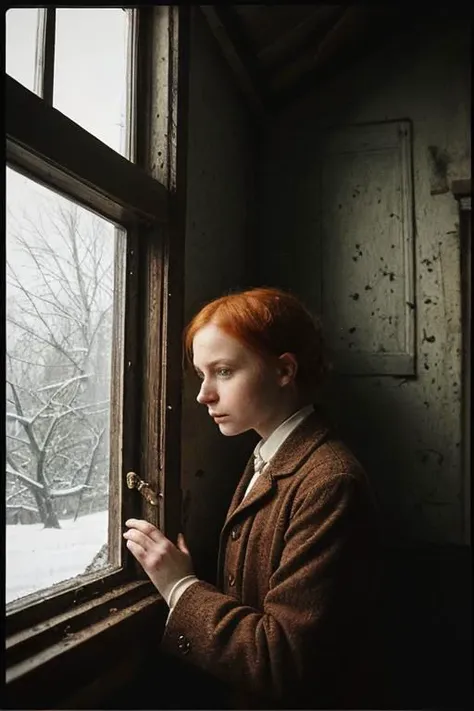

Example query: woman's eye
[217,368,232,377]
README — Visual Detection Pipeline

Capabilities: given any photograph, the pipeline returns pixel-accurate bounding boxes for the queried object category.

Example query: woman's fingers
[125,518,162,543]
[177,533,190,556]
[123,527,154,551]
[125,539,146,561]
[123,519,194,599]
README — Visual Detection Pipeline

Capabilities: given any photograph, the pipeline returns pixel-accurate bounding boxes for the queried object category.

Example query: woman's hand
[123,519,194,602]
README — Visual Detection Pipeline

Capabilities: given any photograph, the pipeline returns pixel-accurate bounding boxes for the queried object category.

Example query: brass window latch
[126,471,162,506]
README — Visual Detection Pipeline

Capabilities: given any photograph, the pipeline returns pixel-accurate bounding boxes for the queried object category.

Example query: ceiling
[200,5,422,118]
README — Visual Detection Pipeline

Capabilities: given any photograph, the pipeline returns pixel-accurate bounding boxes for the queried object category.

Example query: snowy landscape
[6,510,108,604]
[6,172,117,608]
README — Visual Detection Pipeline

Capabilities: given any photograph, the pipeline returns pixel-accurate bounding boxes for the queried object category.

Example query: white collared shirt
[244,403,315,499]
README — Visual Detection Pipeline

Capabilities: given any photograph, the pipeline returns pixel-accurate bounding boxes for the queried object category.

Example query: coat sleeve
[160,472,375,702]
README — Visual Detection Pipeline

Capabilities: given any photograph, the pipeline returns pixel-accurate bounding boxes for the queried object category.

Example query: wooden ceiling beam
[257,6,342,69]
[200,5,267,120]
[268,6,366,96]
[273,7,407,111]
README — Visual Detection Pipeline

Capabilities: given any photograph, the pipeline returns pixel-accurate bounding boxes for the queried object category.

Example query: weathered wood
[5,590,166,710]
[133,7,167,535]
[111,226,144,571]
[200,5,266,120]
[6,581,154,667]
[140,6,190,542]
[161,6,190,544]
[6,568,130,635]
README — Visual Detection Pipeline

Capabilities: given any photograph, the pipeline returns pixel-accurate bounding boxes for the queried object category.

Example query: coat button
[228,573,235,586]
[177,633,191,655]
[230,527,240,541]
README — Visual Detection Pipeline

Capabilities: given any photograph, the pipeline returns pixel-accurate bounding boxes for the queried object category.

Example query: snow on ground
[6,510,108,604]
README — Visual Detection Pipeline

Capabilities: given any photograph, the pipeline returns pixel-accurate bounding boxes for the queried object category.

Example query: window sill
[5,579,168,709]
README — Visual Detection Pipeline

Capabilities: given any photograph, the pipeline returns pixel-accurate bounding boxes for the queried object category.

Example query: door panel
[318,120,415,375]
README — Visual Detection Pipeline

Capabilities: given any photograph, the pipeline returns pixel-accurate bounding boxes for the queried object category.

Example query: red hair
[184,287,328,392]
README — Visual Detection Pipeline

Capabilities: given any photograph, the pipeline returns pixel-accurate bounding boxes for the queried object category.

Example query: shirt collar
[254,404,315,465]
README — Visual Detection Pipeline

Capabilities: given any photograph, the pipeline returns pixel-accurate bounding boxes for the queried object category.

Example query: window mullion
[43,8,56,104]
[140,6,188,541]
[34,8,56,104]
[33,9,46,97]
[125,9,139,163]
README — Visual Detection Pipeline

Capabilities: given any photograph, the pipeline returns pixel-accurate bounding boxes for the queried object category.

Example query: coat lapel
[217,410,331,587]
[226,468,276,522]
[221,409,331,534]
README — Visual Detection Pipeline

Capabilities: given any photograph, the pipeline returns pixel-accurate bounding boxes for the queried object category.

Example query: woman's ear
[277,353,298,386]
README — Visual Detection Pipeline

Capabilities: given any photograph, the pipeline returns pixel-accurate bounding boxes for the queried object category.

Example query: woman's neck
[257,395,312,441]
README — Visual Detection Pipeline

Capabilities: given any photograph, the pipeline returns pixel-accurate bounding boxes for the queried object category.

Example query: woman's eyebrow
[194,358,236,370]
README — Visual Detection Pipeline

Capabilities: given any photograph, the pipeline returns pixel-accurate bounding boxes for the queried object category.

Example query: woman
[124,287,380,709]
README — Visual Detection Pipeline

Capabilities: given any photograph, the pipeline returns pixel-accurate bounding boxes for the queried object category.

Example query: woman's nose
[197,381,217,405]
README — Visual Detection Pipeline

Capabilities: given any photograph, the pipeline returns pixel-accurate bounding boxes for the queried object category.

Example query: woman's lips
[211,413,229,421]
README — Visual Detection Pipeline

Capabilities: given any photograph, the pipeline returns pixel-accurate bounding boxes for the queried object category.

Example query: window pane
[53,9,132,158]
[5,8,41,94]
[6,167,126,606]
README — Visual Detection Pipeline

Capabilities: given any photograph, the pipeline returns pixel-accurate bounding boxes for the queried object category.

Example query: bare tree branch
[7,466,45,491]
[50,484,93,498]
[6,433,30,447]
[7,315,80,369]
[37,373,91,393]
[74,427,106,521]
[7,486,30,503]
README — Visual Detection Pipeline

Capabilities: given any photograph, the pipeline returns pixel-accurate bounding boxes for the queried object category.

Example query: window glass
[6,167,125,605]
[5,8,41,94]
[53,8,132,157]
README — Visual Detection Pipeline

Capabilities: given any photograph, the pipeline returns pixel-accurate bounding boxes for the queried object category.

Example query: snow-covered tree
[6,199,118,528]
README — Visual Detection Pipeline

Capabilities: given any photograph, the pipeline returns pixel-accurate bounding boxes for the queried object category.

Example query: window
[6,8,138,616]
[5,7,187,709]
[6,168,125,604]
[6,8,134,158]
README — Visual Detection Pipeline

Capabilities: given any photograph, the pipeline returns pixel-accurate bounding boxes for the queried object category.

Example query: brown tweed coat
[161,410,381,709]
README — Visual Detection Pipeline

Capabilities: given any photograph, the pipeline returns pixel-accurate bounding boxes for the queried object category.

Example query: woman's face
[192,323,289,440]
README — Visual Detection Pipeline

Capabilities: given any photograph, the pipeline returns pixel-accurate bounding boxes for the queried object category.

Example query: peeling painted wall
[180,8,258,580]
[258,15,470,544]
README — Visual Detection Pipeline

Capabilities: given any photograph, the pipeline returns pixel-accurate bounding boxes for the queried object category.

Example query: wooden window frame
[34,8,55,103]
[5,7,189,708]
